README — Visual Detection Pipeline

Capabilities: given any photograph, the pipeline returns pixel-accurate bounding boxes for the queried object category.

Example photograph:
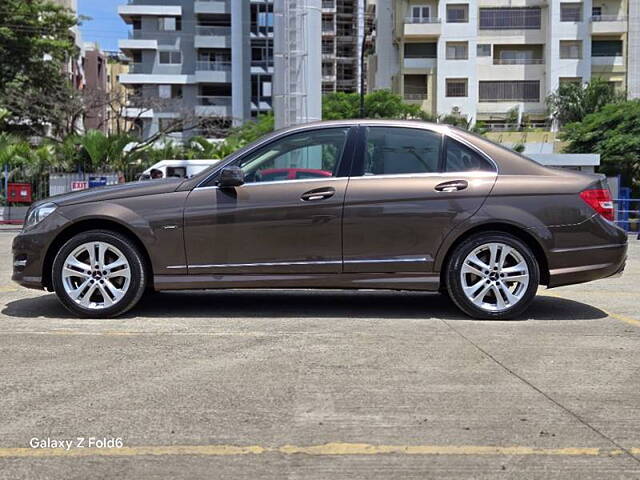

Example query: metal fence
[614,198,640,233]
[1,167,144,207]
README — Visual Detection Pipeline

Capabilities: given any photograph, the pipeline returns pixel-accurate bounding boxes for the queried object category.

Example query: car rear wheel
[446,232,539,320]
[52,230,147,318]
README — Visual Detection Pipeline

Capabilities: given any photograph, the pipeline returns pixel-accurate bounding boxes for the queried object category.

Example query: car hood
[43,178,184,207]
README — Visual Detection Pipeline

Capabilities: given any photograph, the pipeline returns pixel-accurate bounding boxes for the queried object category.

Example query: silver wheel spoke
[61,241,132,310]
[472,283,492,303]
[492,285,506,309]
[460,242,530,313]
[461,263,485,278]
[488,244,499,269]
[97,243,108,270]
[79,284,98,307]
[68,278,91,301]
[467,254,490,271]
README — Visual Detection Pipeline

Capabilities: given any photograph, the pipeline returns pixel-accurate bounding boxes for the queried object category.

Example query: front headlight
[24,203,57,230]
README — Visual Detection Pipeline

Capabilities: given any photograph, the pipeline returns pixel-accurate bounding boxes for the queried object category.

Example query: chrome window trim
[195,176,346,191]
[347,171,497,181]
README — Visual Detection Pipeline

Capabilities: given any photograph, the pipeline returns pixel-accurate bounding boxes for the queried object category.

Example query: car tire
[446,232,539,320]
[52,230,147,318]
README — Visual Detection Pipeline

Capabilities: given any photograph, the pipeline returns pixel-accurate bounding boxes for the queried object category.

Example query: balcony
[195,0,229,15]
[590,15,627,35]
[118,4,182,23]
[119,37,158,54]
[403,57,437,69]
[195,61,232,83]
[196,96,232,117]
[591,55,625,70]
[404,17,441,38]
[195,26,232,49]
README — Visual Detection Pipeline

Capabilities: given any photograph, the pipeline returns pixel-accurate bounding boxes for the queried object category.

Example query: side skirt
[153,272,441,292]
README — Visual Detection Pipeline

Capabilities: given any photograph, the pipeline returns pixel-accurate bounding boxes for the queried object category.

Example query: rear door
[342,126,497,273]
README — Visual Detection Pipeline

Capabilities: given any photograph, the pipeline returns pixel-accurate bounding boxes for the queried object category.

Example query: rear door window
[360,127,442,176]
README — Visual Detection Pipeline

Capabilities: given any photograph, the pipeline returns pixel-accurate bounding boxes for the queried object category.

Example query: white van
[138,159,221,180]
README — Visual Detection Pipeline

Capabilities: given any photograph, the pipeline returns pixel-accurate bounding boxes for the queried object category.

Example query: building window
[159,85,183,99]
[479,81,540,102]
[591,6,602,19]
[404,74,428,100]
[404,42,437,58]
[446,78,468,97]
[158,17,181,32]
[409,5,431,22]
[560,40,582,59]
[446,42,469,60]
[560,3,582,22]
[479,8,541,30]
[447,4,469,23]
[477,44,491,57]
[592,40,623,57]
[159,51,182,64]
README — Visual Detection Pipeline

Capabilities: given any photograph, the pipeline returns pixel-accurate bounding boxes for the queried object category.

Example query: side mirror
[218,166,245,188]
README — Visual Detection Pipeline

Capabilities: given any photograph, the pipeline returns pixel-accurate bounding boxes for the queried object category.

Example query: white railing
[591,15,627,22]
[196,61,231,71]
[196,26,231,37]
[128,62,143,73]
[493,58,544,65]
[405,16,441,24]
[404,93,428,100]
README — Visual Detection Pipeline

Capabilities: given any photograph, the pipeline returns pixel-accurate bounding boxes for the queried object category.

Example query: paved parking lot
[0,228,639,479]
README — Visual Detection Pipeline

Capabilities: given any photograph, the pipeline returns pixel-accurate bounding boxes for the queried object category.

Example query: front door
[183,127,354,274]
[343,126,497,273]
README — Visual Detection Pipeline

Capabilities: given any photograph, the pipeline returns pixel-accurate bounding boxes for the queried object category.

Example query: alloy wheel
[61,241,132,310]
[460,242,530,313]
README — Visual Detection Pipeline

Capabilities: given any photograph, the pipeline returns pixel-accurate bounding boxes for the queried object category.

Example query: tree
[547,77,624,127]
[561,100,640,190]
[0,0,80,138]
[323,90,434,121]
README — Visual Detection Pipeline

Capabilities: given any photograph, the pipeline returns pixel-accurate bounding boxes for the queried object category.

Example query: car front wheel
[446,232,540,320]
[52,230,147,318]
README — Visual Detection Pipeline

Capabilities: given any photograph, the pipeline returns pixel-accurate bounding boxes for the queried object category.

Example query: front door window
[238,128,348,183]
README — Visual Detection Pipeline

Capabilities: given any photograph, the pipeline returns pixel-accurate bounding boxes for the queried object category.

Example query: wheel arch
[438,222,550,289]
[42,218,153,291]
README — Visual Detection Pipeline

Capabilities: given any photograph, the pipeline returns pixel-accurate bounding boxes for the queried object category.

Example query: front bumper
[12,212,68,291]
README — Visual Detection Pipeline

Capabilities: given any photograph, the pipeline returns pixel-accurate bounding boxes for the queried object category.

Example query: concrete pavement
[0,230,639,479]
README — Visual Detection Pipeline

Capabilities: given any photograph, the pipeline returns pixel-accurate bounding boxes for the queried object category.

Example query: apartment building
[320,0,365,93]
[118,0,274,140]
[370,0,634,128]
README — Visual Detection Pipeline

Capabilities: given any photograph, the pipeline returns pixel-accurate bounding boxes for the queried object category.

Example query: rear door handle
[301,187,336,202]
[435,180,468,192]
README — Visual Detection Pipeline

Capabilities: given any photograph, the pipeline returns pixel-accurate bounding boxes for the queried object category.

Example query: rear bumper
[547,243,627,287]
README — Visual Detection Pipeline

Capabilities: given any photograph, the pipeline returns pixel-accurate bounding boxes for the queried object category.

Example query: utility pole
[359,0,368,118]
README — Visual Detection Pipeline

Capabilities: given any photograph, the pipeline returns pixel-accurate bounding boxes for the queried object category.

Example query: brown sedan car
[13,120,627,319]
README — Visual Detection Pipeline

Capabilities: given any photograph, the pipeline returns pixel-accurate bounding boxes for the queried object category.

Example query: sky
[78,0,129,52]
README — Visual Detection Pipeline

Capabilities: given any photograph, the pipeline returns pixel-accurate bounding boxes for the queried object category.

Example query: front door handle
[435,180,468,192]
[301,187,336,202]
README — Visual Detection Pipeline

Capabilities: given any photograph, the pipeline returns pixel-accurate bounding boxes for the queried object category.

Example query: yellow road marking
[0,286,18,293]
[0,443,637,459]
[539,290,640,328]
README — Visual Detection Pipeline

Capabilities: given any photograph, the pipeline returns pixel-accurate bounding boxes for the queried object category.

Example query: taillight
[580,189,614,221]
